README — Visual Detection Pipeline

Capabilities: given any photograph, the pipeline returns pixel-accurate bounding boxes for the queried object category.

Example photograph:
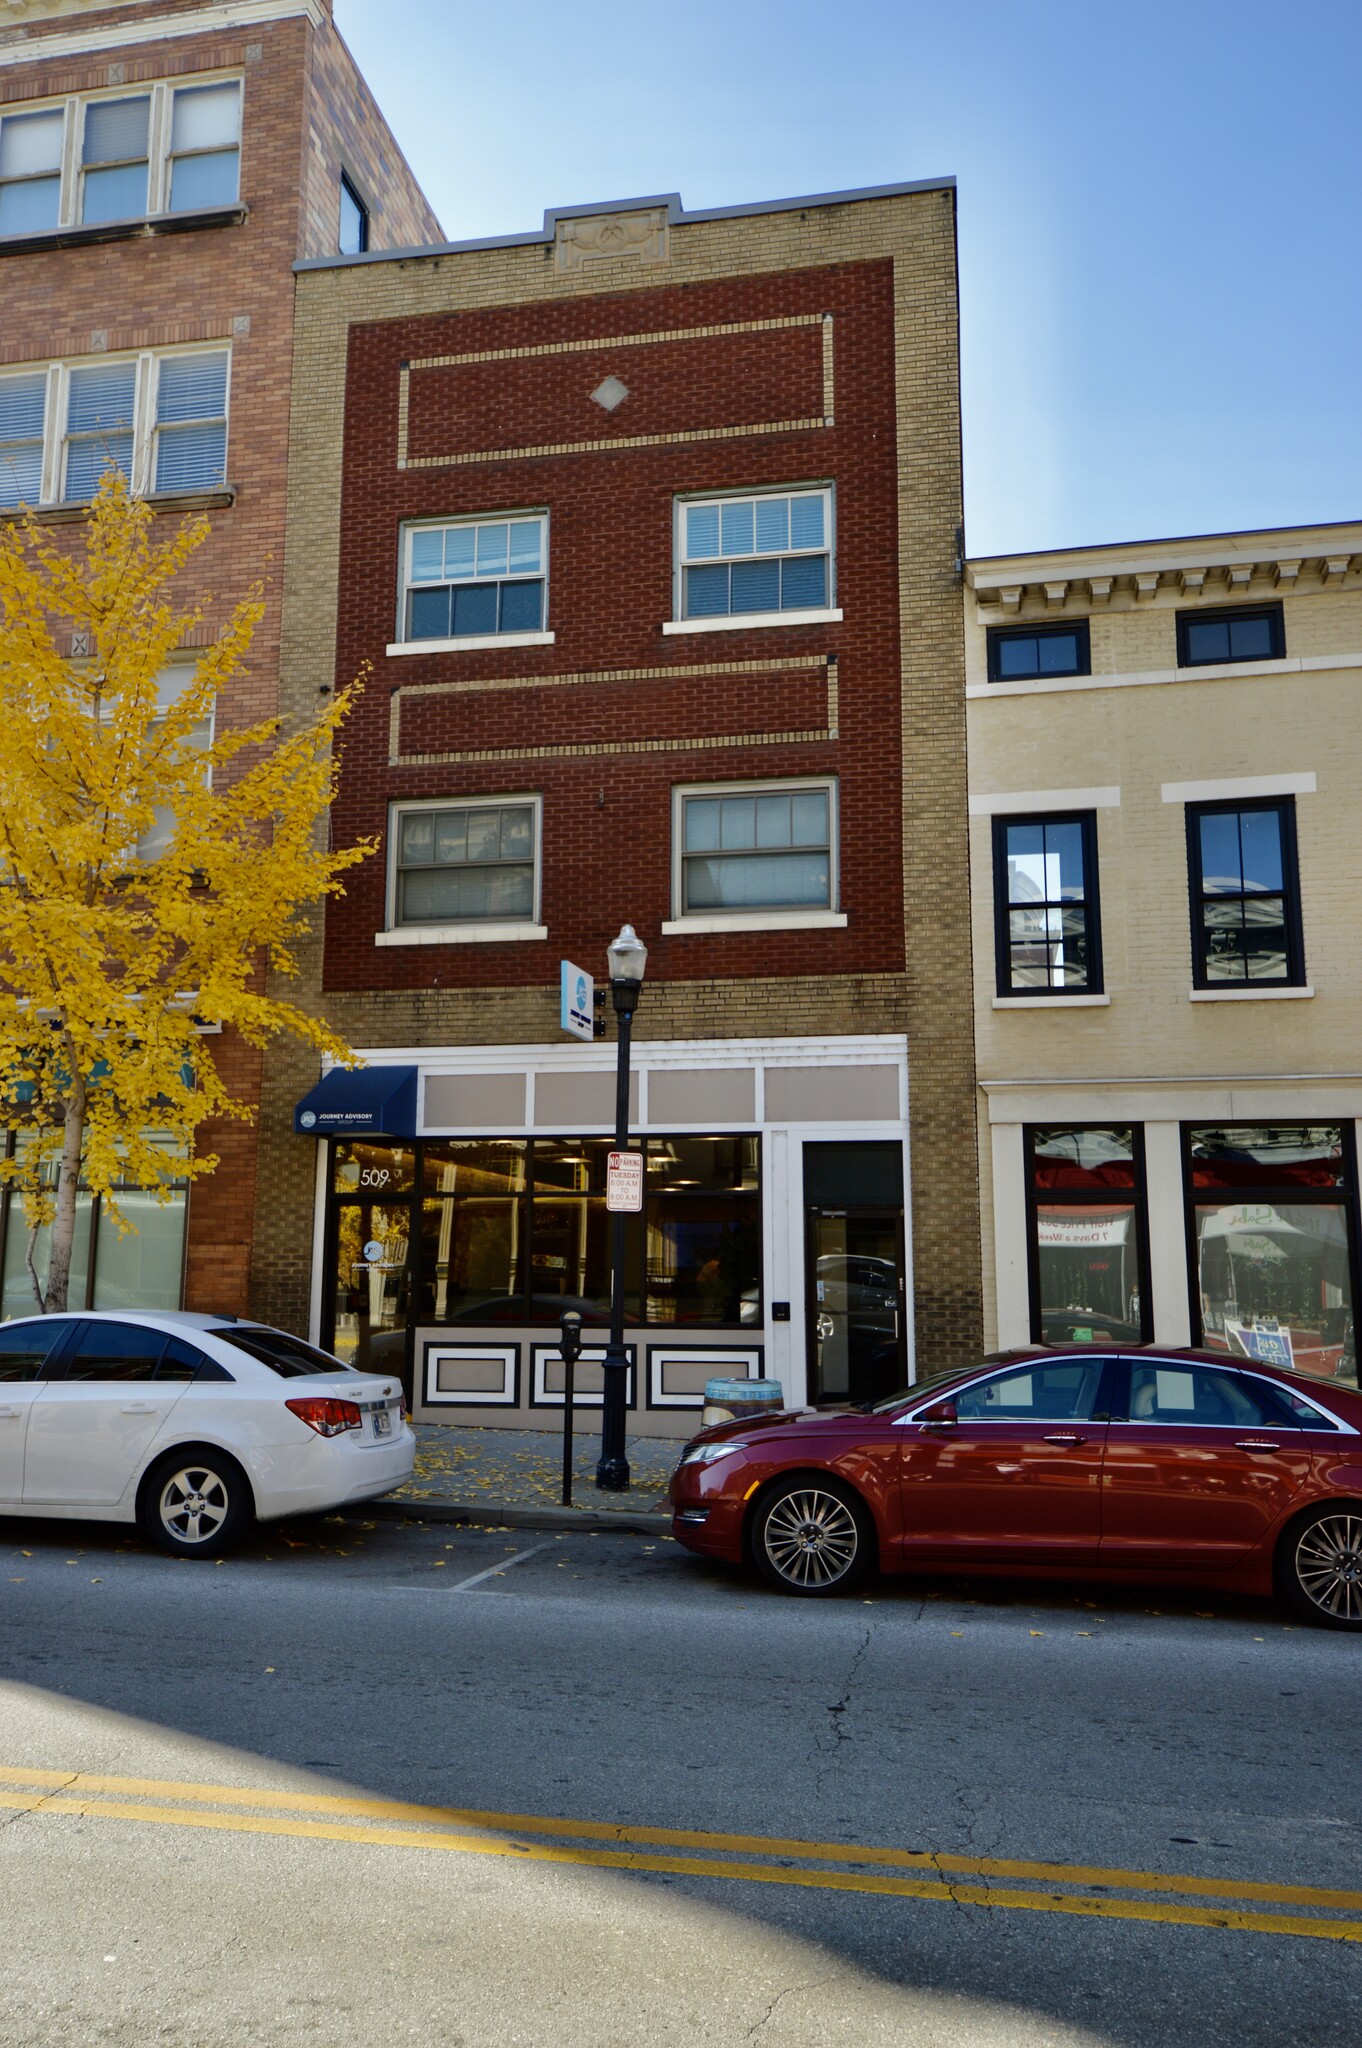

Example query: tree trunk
[44,1063,87,1314]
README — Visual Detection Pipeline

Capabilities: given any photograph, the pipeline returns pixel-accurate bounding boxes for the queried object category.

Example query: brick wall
[266,189,984,1371]
[0,0,437,1314]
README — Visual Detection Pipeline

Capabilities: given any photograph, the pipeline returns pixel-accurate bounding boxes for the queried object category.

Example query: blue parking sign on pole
[560,960,594,1042]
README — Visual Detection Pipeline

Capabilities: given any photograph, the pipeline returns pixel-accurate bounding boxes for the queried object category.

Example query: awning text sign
[606,1150,644,1212]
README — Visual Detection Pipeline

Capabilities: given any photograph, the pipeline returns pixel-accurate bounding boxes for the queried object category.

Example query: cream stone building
[966,521,1362,1391]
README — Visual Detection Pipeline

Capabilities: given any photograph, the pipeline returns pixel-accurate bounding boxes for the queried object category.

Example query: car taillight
[285,1396,363,1438]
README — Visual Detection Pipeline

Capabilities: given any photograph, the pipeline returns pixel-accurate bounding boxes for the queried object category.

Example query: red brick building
[272,186,982,1431]
[0,0,438,1315]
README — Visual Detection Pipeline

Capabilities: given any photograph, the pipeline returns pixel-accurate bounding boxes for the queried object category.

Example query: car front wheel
[1277,1505,1362,1630]
[139,1448,252,1559]
[751,1476,873,1596]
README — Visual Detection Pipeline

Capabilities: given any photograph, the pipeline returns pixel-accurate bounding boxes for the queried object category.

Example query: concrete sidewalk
[367,1423,679,1534]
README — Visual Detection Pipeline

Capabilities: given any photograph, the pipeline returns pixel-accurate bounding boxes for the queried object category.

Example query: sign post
[559,960,595,1043]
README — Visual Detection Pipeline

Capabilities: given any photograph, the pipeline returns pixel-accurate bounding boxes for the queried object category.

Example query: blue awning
[294,1065,418,1139]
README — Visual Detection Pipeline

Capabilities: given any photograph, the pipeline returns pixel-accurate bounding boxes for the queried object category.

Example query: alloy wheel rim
[1295,1514,1362,1620]
[159,1466,229,1546]
[763,1488,859,1587]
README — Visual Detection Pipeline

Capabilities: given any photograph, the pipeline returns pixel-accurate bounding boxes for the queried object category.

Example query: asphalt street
[0,1505,1358,2048]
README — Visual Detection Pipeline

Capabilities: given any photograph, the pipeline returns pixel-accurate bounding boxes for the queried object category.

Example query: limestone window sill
[375,922,548,947]
[386,632,555,657]
[660,910,848,935]
[0,204,247,258]
[662,608,842,637]
[1188,985,1314,1002]
[0,487,236,527]
[992,994,1111,1009]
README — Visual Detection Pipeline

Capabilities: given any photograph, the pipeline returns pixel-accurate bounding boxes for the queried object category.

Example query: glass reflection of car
[669,1345,1362,1629]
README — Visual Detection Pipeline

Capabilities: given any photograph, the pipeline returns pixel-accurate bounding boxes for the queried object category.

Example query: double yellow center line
[1,1764,1357,1943]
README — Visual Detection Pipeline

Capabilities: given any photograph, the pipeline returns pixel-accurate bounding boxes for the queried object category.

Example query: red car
[669,1347,1362,1628]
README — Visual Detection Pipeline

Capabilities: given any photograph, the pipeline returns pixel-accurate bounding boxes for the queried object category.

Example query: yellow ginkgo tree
[0,471,371,1314]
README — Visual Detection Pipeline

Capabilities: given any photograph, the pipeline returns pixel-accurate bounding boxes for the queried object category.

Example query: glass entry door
[806,1208,906,1405]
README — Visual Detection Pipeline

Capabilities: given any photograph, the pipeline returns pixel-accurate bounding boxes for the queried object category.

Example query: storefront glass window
[1027,1126,1147,1345]
[1187,1125,1358,1386]
[323,1133,759,1354]
[0,1130,187,1319]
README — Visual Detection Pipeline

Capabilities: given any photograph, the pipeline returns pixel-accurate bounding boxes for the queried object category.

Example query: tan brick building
[0,0,438,1315]
[967,521,1362,1392]
[268,182,982,1433]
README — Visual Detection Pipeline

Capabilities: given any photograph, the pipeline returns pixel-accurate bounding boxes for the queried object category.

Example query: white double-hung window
[0,346,230,510]
[381,796,546,945]
[670,486,838,631]
[395,513,550,650]
[0,77,241,238]
[666,778,848,933]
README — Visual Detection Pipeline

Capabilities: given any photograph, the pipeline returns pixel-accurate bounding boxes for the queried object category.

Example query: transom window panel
[679,782,834,913]
[986,620,1090,681]
[0,108,63,234]
[1187,799,1303,985]
[402,515,546,640]
[63,361,136,502]
[394,799,539,925]
[993,813,1102,994]
[0,77,242,239]
[1177,603,1284,667]
[679,488,831,619]
[81,96,151,225]
[0,369,48,509]
[154,351,228,493]
[167,83,241,212]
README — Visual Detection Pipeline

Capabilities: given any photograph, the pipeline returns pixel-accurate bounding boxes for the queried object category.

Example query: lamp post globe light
[597,922,647,1492]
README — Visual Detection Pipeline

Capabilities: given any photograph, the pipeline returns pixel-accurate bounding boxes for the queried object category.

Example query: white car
[0,1310,414,1558]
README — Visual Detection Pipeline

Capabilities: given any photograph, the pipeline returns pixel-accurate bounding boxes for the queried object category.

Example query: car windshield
[215,1328,358,1379]
[867,1358,1007,1415]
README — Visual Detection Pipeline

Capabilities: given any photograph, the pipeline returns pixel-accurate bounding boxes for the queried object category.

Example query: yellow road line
[0,1790,1357,1943]
[0,1765,1356,1916]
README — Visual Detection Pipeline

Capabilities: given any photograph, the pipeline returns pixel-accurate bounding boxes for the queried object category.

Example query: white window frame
[378,793,547,947]
[664,483,842,637]
[0,343,231,510]
[663,776,848,935]
[389,511,554,657]
[0,73,242,236]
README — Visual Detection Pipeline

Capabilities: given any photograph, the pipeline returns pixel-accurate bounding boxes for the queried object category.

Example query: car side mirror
[919,1399,957,1429]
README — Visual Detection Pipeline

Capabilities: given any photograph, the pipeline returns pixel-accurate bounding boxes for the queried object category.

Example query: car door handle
[0,1406,20,1420]
[119,1403,157,1415]
[1235,1439,1281,1452]
[1043,1432,1088,1445]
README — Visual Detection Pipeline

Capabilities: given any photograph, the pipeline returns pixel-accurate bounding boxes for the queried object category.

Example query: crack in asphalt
[745,1977,834,2039]
[0,1770,79,1835]
[806,1624,874,1795]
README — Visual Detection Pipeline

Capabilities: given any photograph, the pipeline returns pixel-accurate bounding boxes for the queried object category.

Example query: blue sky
[335,0,1361,557]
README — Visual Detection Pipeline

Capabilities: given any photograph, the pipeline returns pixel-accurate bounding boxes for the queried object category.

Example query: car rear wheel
[138,1448,252,1559]
[1277,1505,1362,1630]
[751,1476,873,1596]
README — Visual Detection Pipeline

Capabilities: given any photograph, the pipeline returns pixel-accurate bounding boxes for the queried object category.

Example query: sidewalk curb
[358,1496,673,1537]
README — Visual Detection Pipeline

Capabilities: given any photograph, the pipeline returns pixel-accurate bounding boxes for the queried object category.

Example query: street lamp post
[596,921,647,1492]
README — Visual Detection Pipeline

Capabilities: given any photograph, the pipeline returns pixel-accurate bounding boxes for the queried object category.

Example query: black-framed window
[1184,1124,1358,1388]
[986,620,1090,682]
[1025,1125,1150,1346]
[1186,798,1303,987]
[324,1134,761,1373]
[339,173,368,257]
[1176,603,1284,667]
[992,812,1102,995]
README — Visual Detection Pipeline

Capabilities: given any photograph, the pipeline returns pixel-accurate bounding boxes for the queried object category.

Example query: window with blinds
[401,515,548,642]
[154,353,228,493]
[0,347,231,507]
[167,84,241,212]
[677,488,834,621]
[80,96,150,225]
[0,109,63,235]
[0,370,47,510]
[391,799,541,928]
[0,76,243,238]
